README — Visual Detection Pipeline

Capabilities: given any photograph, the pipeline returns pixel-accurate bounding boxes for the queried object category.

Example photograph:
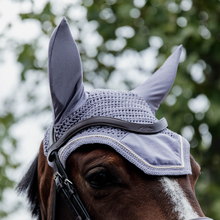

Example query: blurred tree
[0,0,219,219]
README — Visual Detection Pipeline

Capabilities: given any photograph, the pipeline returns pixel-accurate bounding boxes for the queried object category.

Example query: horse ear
[132,45,182,114]
[48,18,87,125]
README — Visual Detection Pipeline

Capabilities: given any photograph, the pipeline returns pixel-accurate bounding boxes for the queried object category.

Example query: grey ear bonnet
[48,17,87,125]
[43,18,191,176]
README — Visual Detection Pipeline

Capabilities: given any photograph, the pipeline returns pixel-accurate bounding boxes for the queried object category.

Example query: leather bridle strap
[48,116,168,161]
[52,183,57,219]
[51,151,91,220]
[48,116,213,220]
[48,116,168,220]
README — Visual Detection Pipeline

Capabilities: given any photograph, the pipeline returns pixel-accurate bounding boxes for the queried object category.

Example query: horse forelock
[16,154,42,220]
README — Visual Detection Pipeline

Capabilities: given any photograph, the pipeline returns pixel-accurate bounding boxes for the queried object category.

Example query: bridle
[48,116,167,220]
[47,116,213,220]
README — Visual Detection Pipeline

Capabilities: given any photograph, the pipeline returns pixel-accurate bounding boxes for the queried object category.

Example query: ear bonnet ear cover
[43,18,191,176]
[48,17,87,125]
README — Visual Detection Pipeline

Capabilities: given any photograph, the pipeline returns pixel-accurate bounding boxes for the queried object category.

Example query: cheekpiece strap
[51,151,91,220]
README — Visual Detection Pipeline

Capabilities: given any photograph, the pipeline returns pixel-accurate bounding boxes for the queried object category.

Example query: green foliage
[0,112,18,218]
[0,0,220,219]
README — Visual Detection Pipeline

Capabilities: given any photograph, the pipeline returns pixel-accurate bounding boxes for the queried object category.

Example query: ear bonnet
[43,18,191,176]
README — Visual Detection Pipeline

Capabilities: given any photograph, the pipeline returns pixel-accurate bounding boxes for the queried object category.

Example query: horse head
[17,18,213,220]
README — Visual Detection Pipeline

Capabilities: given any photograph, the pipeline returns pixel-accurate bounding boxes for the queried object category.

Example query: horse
[16,18,213,220]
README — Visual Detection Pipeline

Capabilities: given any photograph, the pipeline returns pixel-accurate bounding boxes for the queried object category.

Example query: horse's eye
[86,169,118,188]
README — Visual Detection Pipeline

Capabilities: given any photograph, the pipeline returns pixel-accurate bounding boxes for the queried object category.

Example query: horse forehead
[69,146,126,169]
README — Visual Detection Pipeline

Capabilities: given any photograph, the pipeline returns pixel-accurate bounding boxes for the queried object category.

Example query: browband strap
[48,116,168,162]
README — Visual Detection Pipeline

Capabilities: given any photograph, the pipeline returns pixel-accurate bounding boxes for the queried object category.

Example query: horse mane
[16,154,41,220]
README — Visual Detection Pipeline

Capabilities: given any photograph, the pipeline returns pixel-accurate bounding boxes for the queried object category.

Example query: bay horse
[17,18,213,220]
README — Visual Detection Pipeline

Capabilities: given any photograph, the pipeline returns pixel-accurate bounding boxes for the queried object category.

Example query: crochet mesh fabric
[54,89,157,139]
[43,89,191,175]
[44,89,158,155]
